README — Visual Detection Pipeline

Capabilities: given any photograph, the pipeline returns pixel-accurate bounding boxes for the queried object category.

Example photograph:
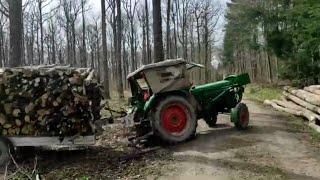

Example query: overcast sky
[87,0,230,46]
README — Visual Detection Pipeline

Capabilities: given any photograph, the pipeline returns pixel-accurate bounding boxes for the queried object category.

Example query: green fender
[143,90,190,117]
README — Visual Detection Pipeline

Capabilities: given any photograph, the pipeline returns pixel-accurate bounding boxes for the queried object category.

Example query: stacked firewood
[264,85,320,132]
[0,65,103,137]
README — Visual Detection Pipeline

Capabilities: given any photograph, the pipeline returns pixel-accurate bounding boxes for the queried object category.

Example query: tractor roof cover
[127,59,192,94]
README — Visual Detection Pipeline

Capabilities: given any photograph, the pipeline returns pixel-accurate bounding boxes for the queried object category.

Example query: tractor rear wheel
[232,103,249,130]
[151,96,197,144]
[0,138,13,167]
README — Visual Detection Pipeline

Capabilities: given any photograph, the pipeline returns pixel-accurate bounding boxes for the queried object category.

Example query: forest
[0,0,319,96]
[0,0,223,99]
[1,0,320,179]
[223,0,320,87]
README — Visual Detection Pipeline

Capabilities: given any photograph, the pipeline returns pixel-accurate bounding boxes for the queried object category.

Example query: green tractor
[127,59,251,144]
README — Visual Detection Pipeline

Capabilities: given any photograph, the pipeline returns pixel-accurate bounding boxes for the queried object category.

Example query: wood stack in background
[264,85,320,133]
[0,66,103,137]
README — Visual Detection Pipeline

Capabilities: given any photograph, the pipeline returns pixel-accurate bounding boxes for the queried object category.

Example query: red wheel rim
[161,104,188,133]
[240,109,249,126]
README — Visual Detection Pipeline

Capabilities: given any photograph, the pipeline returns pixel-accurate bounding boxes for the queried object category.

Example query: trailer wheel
[151,96,197,144]
[231,103,249,130]
[0,138,13,167]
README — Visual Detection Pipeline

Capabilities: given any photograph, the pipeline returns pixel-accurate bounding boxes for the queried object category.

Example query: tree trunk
[130,21,135,72]
[145,0,151,63]
[101,0,110,99]
[196,17,201,82]
[116,0,124,98]
[172,1,177,58]
[264,100,319,122]
[38,0,44,64]
[166,0,171,59]
[52,34,56,64]
[8,0,23,67]
[72,22,76,66]
[141,18,147,64]
[81,0,87,67]
[152,0,164,63]
[0,23,3,67]
[204,14,209,83]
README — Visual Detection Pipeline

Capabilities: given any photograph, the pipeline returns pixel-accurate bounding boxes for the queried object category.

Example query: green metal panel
[144,95,156,112]
[190,73,250,111]
[225,73,251,86]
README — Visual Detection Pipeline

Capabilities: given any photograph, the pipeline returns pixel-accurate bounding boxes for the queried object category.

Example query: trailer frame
[0,135,96,166]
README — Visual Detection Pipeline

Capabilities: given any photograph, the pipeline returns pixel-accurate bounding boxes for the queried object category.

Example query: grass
[287,116,320,144]
[244,84,283,103]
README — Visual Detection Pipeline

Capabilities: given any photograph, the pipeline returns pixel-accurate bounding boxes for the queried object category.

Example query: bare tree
[123,0,138,71]
[152,0,164,63]
[166,0,171,59]
[203,1,220,83]
[0,13,7,67]
[101,0,110,99]
[145,0,151,63]
[47,15,58,64]
[80,0,88,67]
[171,0,178,58]
[8,0,23,67]
[137,5,146,65]
[106,0,116,79]
[60,0,81,66]
[116,0,124,98]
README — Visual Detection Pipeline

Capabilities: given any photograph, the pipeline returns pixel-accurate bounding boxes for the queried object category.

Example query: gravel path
[152,100,320,180]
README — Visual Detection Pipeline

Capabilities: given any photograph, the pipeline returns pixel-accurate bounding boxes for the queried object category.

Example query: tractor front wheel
[151,96,197,144]
[231,103,249,130]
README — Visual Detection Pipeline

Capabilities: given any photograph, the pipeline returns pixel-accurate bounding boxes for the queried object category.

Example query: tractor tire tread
[151,95,197,145]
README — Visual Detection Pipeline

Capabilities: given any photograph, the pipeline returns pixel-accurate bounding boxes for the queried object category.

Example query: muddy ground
[1,99,320,179]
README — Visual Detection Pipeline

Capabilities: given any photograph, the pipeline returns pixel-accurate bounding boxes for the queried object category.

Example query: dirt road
[151,100,320,180]
[2,100,320,179]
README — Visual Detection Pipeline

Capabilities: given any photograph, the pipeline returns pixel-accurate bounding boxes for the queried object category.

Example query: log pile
[0,66,103,137]
[264,85,320,133]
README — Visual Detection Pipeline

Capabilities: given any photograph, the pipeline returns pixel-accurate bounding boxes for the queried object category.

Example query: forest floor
[2,93,320,179]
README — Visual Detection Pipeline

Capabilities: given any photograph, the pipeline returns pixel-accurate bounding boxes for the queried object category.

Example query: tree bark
[145,0,151,64]
[38,0,44,64]
[101,0,110,99]
[283,92,320,114]
[0,20,3,67]
[304,86,320,95]
[8,0,23,67]
[152,0,164,63]
[284,86,320,106]
[81,0,87,67]
[116,0,124,98]
[166,0,171,59]
[264,100,319,122]
[141,16,147,64]
[204,9,209,83]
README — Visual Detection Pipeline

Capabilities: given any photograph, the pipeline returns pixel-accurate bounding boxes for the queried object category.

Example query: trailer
[0,135,96,167]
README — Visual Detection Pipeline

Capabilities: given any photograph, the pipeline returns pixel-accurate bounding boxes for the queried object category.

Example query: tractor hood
[191,73,251,94]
